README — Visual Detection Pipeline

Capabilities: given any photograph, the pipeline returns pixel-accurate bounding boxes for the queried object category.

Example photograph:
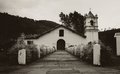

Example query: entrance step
[46,69,80,74]
[40,50,80,62]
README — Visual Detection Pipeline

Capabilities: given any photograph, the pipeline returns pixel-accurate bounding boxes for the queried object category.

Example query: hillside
[99,29,120,54]
[0,12,59,50]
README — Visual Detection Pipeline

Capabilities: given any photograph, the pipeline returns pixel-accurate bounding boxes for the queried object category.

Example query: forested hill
[0,12,59,50]
[99,29,120,54]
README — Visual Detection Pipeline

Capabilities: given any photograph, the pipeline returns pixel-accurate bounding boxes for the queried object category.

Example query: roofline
[25,25,86,39]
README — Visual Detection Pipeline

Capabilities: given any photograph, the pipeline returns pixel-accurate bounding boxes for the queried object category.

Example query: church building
[24,11,99,50]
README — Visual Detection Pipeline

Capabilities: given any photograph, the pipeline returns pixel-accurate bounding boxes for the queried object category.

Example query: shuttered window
[27,41,33,45]
[59,29,64,37]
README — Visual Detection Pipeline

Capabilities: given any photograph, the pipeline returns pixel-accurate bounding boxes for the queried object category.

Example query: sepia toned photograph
[0,0,120,74]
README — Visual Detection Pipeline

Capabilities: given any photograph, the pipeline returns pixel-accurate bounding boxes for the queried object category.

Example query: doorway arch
[57,39,65,50]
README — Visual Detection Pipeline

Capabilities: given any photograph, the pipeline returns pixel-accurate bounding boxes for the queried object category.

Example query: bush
[26,44,38,63]
[82,41,113,66]
[66,45,76,55]
[40,45,56,57]
[40,45,47,57]
[100,42,112,66]
[8,37,26,64]
[0,52,9,65]
[8,34,39,64]
[82,42,93,64]
[66,41,113,66]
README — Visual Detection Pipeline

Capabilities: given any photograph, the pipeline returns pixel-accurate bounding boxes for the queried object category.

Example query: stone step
[46,69,80,74]
[40,50,80,62]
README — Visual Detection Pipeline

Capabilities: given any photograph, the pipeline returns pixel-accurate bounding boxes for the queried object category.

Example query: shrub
[40,45,56,57]
[8,36,26,64]
[82,41,113,66]
[0,51,8,65]
[66,41,113,66]
[82,42,93,64]
[66,45,75,54]
[100,42,112,66]
[75,45,81,56]
[40,45,47,57]
[26,44,38,63]
[8,34,39,64]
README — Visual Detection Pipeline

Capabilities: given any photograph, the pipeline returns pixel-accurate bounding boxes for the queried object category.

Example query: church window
[27,41,33,45]
[59,29,64,37]
[90,20,94,26]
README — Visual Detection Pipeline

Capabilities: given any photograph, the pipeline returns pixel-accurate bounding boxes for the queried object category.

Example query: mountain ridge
[0,12,59,50]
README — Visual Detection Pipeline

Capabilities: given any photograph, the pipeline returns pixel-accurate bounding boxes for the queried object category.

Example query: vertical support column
[18,49,26,65]
[114,33,120,56]
[93,43,101,66]
[116,37,120,56]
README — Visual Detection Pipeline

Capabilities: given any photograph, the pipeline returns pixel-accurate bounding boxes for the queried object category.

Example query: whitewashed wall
[24,27,87,49]
[85,30,98,43]
[85,17,98,27]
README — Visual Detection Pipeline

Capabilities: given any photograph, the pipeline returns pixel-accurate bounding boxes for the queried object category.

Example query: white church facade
[24,11,99,50]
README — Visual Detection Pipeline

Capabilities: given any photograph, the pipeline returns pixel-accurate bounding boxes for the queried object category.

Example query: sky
[0,0,120,30]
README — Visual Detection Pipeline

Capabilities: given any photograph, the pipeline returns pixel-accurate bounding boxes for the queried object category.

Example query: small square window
[27,41,33,45]
[59,29,64,37]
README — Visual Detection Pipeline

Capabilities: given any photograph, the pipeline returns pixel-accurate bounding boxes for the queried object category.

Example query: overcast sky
[0,0,120,30]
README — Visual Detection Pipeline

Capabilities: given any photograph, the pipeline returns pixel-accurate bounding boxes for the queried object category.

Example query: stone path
[1,50,120,74]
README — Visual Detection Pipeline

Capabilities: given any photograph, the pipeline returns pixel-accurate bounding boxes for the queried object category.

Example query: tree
[59,11,85,35]
[59,12,71,27]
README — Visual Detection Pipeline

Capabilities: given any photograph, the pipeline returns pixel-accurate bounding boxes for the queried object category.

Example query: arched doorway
[57,39,65,50]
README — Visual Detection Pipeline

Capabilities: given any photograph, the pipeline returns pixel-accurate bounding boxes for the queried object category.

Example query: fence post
[93,43,101,66]
[18,49,26,65]
[114,33,120,56]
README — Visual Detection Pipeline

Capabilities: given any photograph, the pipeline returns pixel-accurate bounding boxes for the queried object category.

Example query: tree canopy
[59,11,85,35]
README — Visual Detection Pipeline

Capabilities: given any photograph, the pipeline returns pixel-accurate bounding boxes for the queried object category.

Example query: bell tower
[84,11,99,43]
